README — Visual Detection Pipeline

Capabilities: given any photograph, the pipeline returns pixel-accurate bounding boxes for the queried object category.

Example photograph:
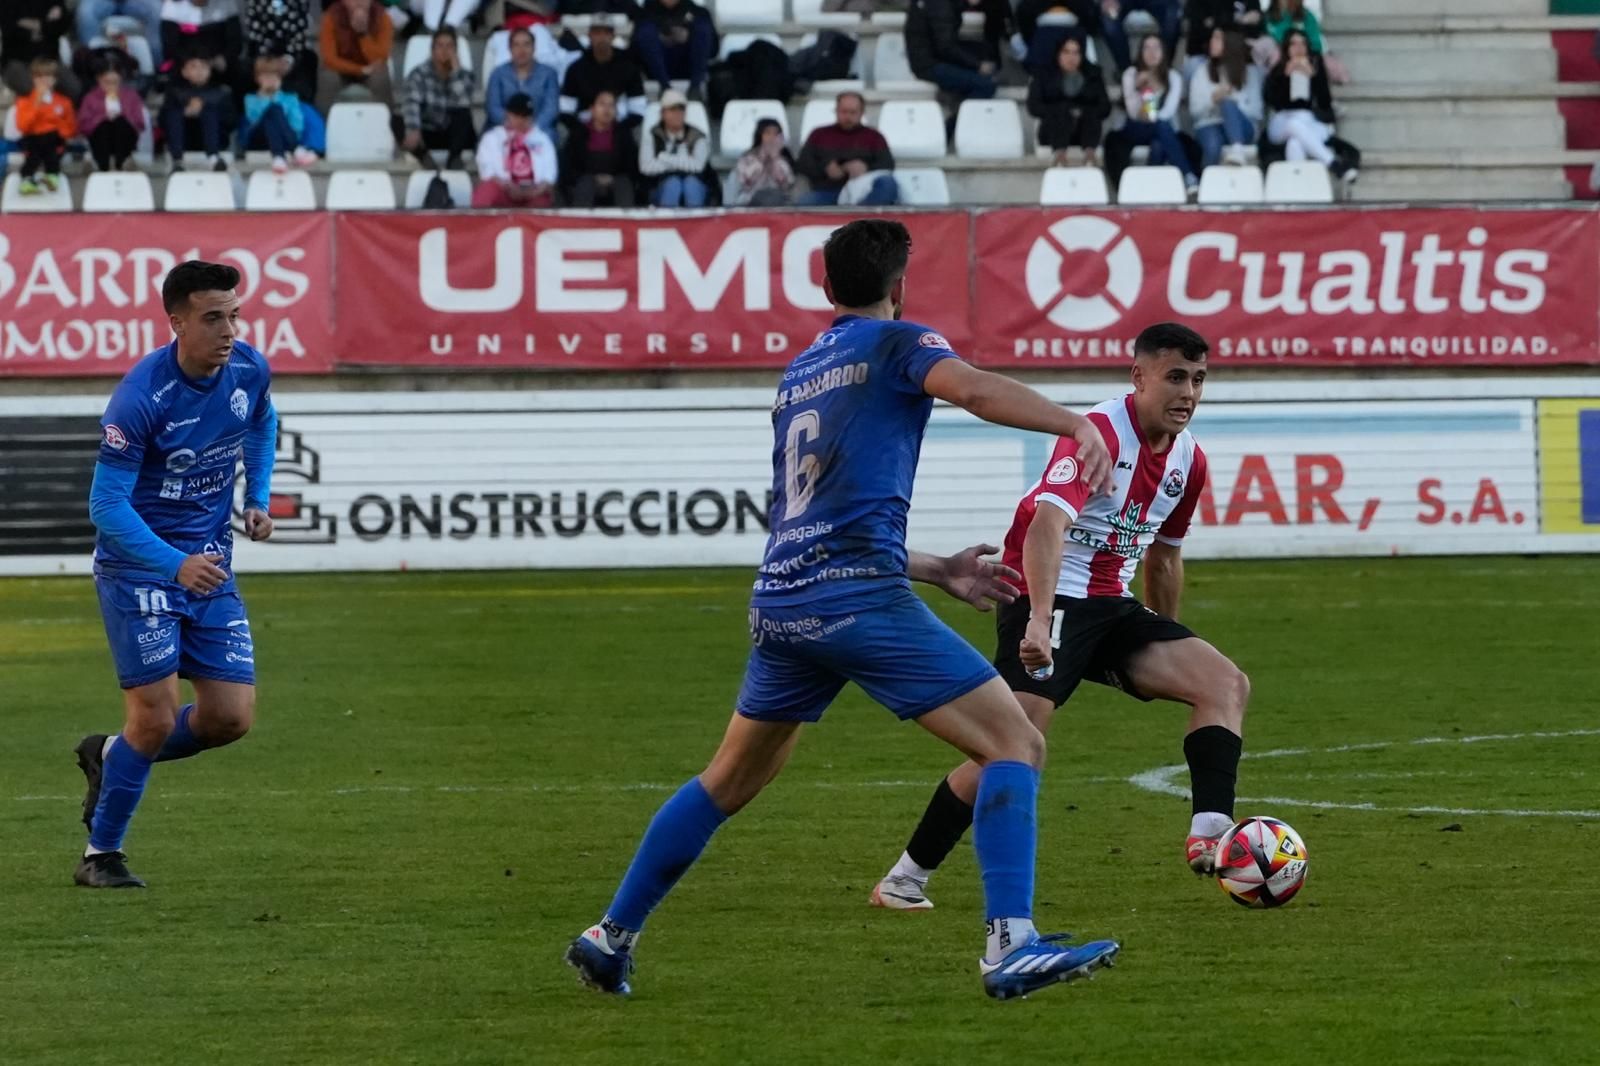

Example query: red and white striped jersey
[1001,394,1208,599]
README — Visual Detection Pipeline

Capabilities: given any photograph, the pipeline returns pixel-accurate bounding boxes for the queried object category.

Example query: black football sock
[903,777,976,874]
[1184,724,1243,828]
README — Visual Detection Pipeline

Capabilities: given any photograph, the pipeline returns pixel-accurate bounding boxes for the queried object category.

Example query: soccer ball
[1215,816,1309,908]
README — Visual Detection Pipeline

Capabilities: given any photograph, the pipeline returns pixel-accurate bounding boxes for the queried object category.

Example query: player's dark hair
[1134,322,1209,362]
[823,219,911,309]
[163,260,242,313]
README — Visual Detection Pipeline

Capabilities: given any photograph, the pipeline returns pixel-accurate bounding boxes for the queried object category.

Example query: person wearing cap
[473,90,558,208]
[560,16,648,128]
[639,87,710,206]
[399,24,478,168]
[486,27,559,140]
[634,0,716,100]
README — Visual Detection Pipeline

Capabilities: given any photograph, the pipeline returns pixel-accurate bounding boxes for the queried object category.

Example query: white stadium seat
[82,172,156,213]
[402,32,473,77]
[792,0,860,26]
[164,172,235,212]
[877,100,946,160]
[326,103,396,163]
[245,170,318,211]
[719,99,788,157]
[1039,166,1110,206]
[404,169,474,209]
[894,167,951,205]
[1197,164,1265,204]
[1117,164,1188,204]
[871,33,929,93]
[799,99,838,144]
[643,100,712,138]
[1,171,74,212]
[714,0,785,26]
[954,99,1023,159]
[1264,160,1334,204]
[325,170,398,210]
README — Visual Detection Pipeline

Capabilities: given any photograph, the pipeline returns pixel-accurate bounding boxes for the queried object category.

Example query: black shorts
[994,594,1195,707]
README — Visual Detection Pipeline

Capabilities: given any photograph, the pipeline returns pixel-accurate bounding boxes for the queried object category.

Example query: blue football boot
[980,933,1120,1000]
[566,925,635,996]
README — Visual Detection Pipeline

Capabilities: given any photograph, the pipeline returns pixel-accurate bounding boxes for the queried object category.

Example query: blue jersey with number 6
[752,315,959,606]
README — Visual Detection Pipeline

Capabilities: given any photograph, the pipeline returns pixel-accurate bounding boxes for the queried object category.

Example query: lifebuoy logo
[1024,217,1144,332]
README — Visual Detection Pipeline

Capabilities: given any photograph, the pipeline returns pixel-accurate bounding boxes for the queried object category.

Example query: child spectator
[243,55,318,172]
[559,89,639,207]
[730,118,796,207]
[1188,28,1262,167]
[159,0,246,87]
[14,56,75,195]
[161,51,233,171]
[78,64,148,172]
[1028,35,1110,167]
[473,93,558,207]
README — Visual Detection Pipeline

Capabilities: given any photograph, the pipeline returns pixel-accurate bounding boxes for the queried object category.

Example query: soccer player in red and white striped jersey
[871,323,1251,911]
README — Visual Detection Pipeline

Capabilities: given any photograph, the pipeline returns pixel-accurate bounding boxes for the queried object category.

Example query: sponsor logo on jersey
[165,417,201,432]
[1046,456,1079,485]
[1163,469,1185,498]
[160,477,183,500]
[919,332,951,350]
[104,424,128,450]
[166,449,197,474]
[230,388,249,421]
[151,379,179,403]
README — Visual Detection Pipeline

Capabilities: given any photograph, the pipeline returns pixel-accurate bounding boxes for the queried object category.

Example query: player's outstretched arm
[1018,503,1071,672]
[242,400,278,542]
[923,360,1111,494]
[908,545,1020,612]
[1143,541,1184,619]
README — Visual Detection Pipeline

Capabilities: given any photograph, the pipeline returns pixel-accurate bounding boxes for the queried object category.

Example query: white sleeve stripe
[1036,493,1079,521]
[1153,535,1184,547]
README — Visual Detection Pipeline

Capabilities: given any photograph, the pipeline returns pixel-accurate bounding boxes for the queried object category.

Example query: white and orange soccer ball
[1215,817,1309,908]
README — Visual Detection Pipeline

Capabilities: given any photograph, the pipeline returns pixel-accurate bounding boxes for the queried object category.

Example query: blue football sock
[972,760,1039,923]
[88,735,154,853]
[604,776,729,933]
[155,704,204,762]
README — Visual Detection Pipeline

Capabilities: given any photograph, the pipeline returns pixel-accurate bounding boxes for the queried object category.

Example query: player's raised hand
[177,553,228,595]
[940,543,1021,612]
[243,507,274,542]
[1019,615,1054,673]
[1071,420,1113,495]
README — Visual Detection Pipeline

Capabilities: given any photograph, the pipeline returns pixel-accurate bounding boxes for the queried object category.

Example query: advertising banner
[1537,398,1600,534]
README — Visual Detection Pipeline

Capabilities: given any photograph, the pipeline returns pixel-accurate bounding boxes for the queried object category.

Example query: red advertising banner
[973,208,1600,367]
[334,210,974,369]
[0,213,335,376]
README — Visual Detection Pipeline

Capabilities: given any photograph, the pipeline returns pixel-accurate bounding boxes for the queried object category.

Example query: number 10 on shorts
[135,588,171,617]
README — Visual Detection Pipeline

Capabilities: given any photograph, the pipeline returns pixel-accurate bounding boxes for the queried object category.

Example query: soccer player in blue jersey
[73,260,277,889]
[567,219,1123,1000]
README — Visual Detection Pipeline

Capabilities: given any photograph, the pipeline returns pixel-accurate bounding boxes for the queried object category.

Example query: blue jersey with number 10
[752,315,959,606]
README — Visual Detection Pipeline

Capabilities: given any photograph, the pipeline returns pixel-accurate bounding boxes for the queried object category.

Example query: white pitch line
[1126,727,1600,819]
[9,779,938,804]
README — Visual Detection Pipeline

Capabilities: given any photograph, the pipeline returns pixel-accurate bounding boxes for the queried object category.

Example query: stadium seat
[1264,160,1334,204]
[868,9,907,27]
[404,169,474,209]
[799,98,838,144]
[326,103,396,163]
[164,172,235,212]
[953,99,1024,160]
[718,32,783,61]
[872,34,930,94]
[1197,164,1265,204]
[1039,166,1110,206]
[715,0,785,26]
[402,33,473,78]
[245,170,318,211]
[1116,165,1187,204]
[82,172,156,213]
[792,0,860,26]
[719,99,788,158]
[325,170,398,210]
[642,100,712,139]
[877,100,946,160]
[894,167,951,205]
[1,171,74,212]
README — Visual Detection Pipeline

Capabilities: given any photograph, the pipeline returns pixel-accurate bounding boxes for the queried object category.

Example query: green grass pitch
[2,557,1597,1065]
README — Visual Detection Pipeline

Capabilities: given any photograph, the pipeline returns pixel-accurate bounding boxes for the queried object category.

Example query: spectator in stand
[399,26,478,168]
[731,118,796,207]
[160,0,245,87]
[1183,0,1263,76]
[2,2,75,98]
[1028,35,1109,167]
[1264,0,1322,55]
[162,50,234,171]
[905,0,1000,103]
[561,17,648,128]
[797,90,898,206]
[1099,0,1182,72]
[14,57,75,195]
[560,89,639,206]
[1188,28,1261,167]
[78,64,148,171]
[242,55,318,172]
[1264,28,1353,182]
[76,0,165,71]
[487,28,559,140]
[317,0,395,111]
[639,88,710,206]
[634,0,716,101]
[246,0,317,101]
[473,92,558,207]
[1119,33,1196,193]
[1013,0,1101,77]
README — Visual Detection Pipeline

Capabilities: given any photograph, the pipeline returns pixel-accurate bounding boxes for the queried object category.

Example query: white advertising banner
[1,379,1593,577]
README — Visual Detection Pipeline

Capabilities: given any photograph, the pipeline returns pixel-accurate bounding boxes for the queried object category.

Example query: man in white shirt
[472,91,558,208]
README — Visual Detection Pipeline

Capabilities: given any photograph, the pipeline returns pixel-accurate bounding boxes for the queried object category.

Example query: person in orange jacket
[16,56,76,195]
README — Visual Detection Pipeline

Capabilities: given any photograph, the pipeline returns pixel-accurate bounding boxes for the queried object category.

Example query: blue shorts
[737,584,998,723]
[95,576,256,690]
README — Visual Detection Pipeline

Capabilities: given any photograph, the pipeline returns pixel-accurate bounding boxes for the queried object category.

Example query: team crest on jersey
[230,388,249,421]
[1163,469,1185,498]
[166,449,197,474]
[103,425,128,451]
[919,332,951,350]
[1046,456,1079,485]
